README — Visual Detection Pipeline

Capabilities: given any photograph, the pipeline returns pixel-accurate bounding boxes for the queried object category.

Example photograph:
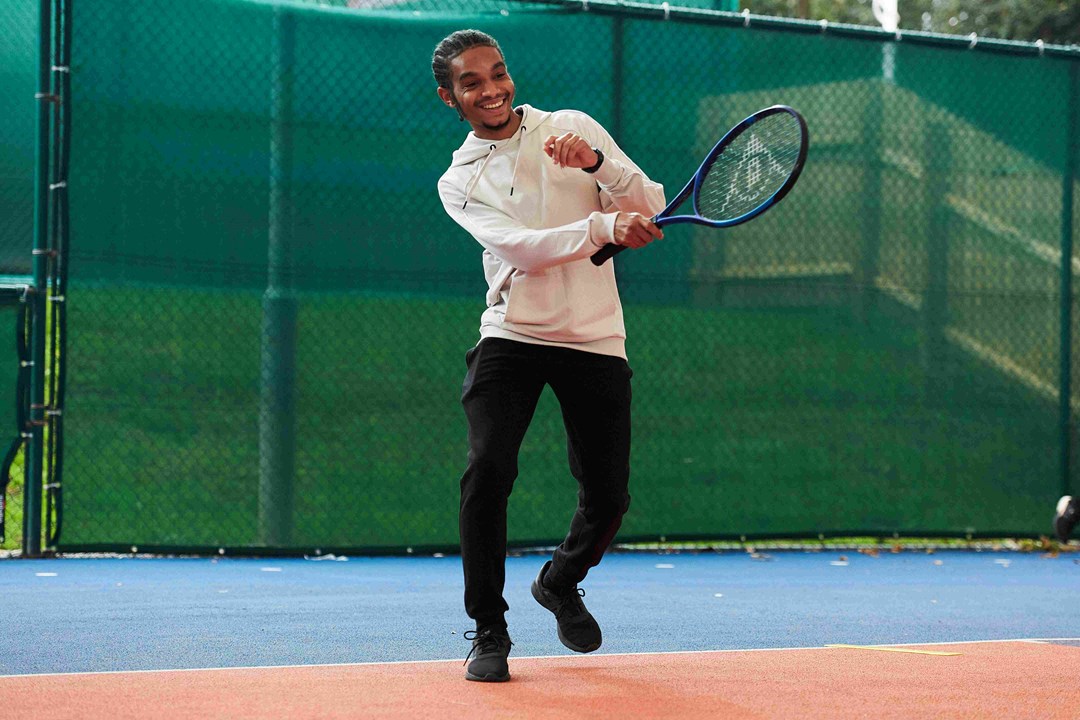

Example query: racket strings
[697,115,803,221]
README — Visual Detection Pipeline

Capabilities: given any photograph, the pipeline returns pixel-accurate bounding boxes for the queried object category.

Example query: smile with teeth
[480,99,506,111]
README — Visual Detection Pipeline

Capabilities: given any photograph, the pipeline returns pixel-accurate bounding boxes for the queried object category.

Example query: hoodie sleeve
[579,117,667,218]
[438,178,618,273]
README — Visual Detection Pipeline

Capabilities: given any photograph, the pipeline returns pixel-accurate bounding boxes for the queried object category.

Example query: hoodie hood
[449,104,552,166]
[451,104,553,209]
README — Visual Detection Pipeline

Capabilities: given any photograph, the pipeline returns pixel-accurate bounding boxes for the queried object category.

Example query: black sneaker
[531,560,602,653]
[463,628,512,682]
[1054,495,1077,543]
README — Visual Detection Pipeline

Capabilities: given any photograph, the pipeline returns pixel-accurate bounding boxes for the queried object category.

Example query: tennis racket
[591,105,809,266]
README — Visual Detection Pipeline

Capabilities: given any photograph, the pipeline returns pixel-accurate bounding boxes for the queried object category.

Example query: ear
[437,86,455,108]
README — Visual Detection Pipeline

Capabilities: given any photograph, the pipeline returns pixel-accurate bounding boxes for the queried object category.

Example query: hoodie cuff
[587,211,619,247]
[591,153,622,188]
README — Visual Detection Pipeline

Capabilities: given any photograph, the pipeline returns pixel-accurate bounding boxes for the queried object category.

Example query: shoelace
[463,629,512,665]
[553,587,587,620]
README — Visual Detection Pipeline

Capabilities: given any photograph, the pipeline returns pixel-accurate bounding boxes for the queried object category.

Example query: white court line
[2,637,1078,681]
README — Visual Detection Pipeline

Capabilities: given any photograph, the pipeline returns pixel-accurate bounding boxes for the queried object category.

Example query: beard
[480,102,517,131]
[482,115,513,131]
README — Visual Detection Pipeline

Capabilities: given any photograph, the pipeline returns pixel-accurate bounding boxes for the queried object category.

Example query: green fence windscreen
[28,0,1080,551]
[0,0,36,276]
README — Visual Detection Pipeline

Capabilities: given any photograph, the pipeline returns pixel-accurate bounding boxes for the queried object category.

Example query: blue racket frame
[591,104,809,266]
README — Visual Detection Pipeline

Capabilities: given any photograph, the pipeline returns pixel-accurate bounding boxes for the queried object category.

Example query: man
[432,29,666,682]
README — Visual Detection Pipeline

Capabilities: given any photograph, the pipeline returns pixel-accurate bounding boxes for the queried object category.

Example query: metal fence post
[610,14,625,284]
[855,80,884,324]
[611,15,623,144]
[1060,62,1078,500]
[259,6,298,548]
[24,0,54,558]
[921,119,950,377]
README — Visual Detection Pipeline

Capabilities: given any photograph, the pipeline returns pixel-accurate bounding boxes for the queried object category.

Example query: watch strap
[582,147,605,174]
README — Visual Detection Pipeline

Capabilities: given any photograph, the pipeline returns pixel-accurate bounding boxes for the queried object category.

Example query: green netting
[0,0,36,276]
[12,0,1080,551]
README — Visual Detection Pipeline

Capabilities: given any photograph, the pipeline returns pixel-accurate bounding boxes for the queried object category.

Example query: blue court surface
[2,550,1078,677]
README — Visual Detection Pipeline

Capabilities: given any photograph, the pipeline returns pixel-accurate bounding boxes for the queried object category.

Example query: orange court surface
[5,639,1079,719]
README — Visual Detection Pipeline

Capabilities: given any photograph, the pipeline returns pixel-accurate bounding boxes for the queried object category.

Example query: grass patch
[1,451,22,552]
[0,301,23,551]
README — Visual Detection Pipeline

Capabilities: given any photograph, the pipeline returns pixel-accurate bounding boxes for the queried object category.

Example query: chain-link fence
[6,0,1079,552]
[1,0,48,552]
[0,0,35,276]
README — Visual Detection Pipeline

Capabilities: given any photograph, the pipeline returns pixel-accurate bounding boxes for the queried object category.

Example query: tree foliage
[745,0,1080,46]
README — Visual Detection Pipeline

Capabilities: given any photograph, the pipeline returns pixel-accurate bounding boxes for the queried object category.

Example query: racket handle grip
[590,243,626,266]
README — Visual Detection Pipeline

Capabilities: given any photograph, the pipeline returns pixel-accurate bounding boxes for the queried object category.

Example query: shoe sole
[465,670,510,682]
[531,579,601,654]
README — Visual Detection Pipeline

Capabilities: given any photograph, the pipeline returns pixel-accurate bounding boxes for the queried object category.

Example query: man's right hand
[613,212,664,249]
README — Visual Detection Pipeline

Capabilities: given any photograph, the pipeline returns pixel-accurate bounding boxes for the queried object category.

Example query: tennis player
[433,29,665,682]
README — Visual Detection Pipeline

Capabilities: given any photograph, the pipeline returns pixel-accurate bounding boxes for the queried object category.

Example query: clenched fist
[613,212,663,249]
[543,132,599,170]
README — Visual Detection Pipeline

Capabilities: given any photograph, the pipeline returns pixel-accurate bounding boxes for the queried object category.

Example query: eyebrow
[457,62,507,83]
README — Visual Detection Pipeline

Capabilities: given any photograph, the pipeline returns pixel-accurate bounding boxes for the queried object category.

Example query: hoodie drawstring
[462,144,498,210]
[462,123,529,209]
[509,124,526,197]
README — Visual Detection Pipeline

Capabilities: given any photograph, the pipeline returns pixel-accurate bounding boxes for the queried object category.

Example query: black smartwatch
[582,148,605,174]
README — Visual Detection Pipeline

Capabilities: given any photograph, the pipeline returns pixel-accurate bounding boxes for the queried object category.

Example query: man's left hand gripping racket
[592,105,809,266]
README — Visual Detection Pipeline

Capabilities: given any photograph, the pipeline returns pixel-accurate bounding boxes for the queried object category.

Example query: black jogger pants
[459,337,633,631]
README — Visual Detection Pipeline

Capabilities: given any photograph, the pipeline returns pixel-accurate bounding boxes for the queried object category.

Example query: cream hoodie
[438,105,666,359]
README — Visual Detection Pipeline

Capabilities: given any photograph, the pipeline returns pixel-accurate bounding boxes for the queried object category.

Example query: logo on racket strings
[720,133,791,217]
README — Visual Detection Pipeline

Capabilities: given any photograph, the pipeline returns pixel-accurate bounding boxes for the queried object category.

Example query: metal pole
[258,7,298,548]
[1059,62,1078,499]
[25,0,53,557]
[610,14,626,282]
[921,119,949,377]
[855,80,883,324]
[611,15,623,144]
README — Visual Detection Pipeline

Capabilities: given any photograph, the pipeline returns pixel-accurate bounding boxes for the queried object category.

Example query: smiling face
[437,45,521,140]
